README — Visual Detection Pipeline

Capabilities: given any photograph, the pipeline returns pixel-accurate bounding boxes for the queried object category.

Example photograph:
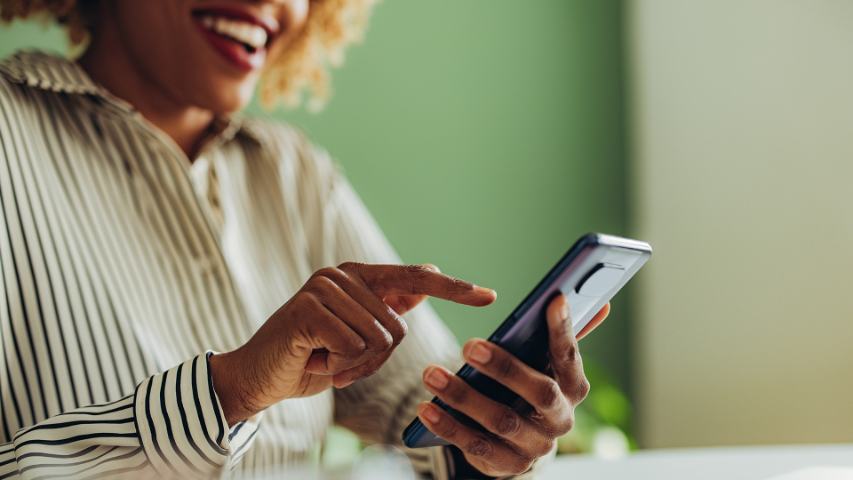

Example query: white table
[538,445,853,480]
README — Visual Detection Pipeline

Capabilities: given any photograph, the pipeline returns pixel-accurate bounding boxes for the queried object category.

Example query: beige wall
[629,0,853,447]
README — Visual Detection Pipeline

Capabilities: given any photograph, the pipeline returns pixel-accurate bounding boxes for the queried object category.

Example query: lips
[192,6,280,72]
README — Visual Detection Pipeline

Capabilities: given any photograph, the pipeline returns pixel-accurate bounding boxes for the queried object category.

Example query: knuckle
[545,438,557,454]
[336,261,362,272]
[370,331,394,352]
[574,377,591,403]
[535,439,557,457]
[464,436,493,458]
[564,343,579,363]
[344,340,367,357]
[564,411,576,433]
[552,342,579,367]
[495,356,517,380]
[559,411,576,435]
[387,316,408,344]
[449,277,473,294]
[550,410,575,436]
[493,409,521,436]
[563,376,591,404]
[445,381,469,405]
[405,264,432,289]
[510,455,536,475]
[406,264,432,276]
[301,291,323,310]
[314,266,335,278]
[357,361,381,379]
[314,267,343,282]
[536,379,563,411]
[307,273,337,294]
[436,418,459,439]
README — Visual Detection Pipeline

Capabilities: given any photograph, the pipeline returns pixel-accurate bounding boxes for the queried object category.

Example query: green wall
[0,0,630,389]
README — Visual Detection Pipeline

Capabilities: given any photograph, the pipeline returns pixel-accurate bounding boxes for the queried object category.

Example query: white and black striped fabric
[0,50,467,479]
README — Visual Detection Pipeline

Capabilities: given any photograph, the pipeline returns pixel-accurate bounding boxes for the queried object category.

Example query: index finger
[340,263,497,307]
[576,303,610,340]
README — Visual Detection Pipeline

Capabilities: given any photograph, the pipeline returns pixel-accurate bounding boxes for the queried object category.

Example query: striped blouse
[0,50,467,479]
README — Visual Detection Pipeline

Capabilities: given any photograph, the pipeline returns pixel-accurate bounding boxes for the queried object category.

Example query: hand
[211,262,496,425]
[416,295,610,477]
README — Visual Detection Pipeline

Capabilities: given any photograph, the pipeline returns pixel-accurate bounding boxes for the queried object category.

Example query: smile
[192,6,280,72]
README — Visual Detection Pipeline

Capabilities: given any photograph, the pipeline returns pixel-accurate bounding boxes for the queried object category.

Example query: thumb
[546,294,575,366]
[546,295,591,405]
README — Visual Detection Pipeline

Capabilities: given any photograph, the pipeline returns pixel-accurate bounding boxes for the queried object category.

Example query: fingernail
[561,301,570,321]
[474,285,496,296]
[469,342,492,364]
[425,367,449,390]
[336,379,354,389]
[420,404,441,424]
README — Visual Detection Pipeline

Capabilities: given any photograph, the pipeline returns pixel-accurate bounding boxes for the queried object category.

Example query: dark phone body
[402,233,652,448]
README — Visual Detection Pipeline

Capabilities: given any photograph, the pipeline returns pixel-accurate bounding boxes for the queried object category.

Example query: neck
[78,23,214,159]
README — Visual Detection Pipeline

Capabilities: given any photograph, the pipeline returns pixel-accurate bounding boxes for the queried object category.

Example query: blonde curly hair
[0,0,379,110]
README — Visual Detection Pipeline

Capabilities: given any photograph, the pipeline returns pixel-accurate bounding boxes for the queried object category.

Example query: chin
[179,4,284,114]
[206,88,256,115]
[186,74,258,114]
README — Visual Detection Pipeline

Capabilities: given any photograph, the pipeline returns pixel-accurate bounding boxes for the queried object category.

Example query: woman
[0,0,610,478]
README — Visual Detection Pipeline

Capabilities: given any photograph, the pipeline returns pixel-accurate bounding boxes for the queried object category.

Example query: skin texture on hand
[417,295,610,477]
[210,263,496,425]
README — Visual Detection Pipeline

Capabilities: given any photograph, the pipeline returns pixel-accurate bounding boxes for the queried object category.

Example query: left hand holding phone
[416,295,610,477]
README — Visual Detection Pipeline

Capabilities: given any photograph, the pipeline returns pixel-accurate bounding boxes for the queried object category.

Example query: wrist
[209,349,260,426]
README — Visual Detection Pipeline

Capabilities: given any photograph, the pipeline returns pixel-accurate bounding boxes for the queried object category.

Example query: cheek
[113,1,260,113]
[114,2,190,64]
[269,0,310,56]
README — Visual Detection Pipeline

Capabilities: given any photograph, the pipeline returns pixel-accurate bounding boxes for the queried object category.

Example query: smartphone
[402,233,652,448]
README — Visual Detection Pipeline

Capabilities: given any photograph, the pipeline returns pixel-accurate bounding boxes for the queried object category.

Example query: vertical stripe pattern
[0,50,506,479]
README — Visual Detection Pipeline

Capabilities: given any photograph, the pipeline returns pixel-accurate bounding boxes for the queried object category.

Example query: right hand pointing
[210,262,496,425]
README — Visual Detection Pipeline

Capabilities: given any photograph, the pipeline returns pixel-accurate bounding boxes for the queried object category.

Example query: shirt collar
[0,49,104,95]
[0,49,263,144]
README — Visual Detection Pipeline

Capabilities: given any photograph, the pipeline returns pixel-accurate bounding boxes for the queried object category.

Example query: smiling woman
[0,0,376,111]
[0,1,614,479]
[0,0,377,158]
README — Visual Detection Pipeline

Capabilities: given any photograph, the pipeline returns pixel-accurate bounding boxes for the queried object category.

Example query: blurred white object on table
[768,467,853,480]
[538,444,853,480]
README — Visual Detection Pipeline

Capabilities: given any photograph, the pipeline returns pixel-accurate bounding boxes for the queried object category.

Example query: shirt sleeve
[0,353,259,480]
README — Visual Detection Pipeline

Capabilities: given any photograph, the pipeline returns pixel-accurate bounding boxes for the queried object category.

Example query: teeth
[200,15,268,49]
